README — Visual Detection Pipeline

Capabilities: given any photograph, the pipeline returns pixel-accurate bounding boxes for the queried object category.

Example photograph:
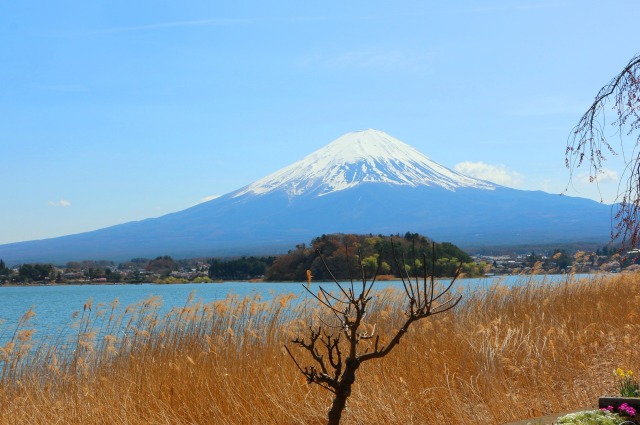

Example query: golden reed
[0,273,638,424]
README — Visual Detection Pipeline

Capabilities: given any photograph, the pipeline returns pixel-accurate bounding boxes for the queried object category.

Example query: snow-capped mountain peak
[233,129,496,198]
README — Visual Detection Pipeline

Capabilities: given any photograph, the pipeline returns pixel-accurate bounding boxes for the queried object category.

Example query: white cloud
[576,167,619,184]
[454,161,524,187]
[48,199,71,207]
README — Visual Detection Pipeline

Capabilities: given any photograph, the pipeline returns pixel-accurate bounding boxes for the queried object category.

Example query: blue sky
[1,1,638,245]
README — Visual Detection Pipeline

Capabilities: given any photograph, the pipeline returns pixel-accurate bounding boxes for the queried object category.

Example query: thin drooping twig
[566,52,640,247]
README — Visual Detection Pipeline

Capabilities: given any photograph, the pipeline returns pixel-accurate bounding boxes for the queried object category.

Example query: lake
[0,273,594,345]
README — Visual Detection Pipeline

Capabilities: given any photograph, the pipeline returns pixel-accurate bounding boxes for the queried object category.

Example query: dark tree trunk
[327,389,348,425]
[327,358,359,425]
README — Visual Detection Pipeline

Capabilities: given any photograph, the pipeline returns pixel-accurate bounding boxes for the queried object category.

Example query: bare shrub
[285,240,462,424]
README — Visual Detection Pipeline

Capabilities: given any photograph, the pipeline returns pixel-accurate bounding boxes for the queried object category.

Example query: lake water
[0,274,593,345]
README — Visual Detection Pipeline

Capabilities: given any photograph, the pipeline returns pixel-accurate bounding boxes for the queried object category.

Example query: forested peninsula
[0,233,487,284]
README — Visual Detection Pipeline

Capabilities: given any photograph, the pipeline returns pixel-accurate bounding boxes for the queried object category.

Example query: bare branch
[431,262,463,305]
[363,254,382,299]
[316,250,352,302]
[286,236,462,425]
[391,240,416,302]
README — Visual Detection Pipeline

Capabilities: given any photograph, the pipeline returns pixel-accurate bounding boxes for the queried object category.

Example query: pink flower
[618,403,636,416]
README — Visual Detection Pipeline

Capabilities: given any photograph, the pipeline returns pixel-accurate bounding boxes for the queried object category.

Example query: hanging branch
[566,52,640,247]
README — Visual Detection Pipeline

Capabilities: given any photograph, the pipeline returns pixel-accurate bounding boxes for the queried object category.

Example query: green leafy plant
[616,368,640,397]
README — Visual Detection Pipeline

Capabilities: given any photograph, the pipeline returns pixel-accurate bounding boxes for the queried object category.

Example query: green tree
[0,259,10,283]
[208,256,275,280]
[105,268,122,283]
[18,263,53,283]
[85,267,106,280]
[360,254,380,277]
[129,270,144,283]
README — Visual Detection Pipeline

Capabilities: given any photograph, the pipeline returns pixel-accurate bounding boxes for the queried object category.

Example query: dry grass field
[1,273,639,424]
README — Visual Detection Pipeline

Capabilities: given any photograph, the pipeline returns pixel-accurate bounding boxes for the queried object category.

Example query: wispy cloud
[563,168,620,203]
[454,161,524,187]
[48,199,71,207]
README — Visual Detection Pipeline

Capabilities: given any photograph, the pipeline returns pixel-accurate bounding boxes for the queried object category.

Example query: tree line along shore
[0,232,631,285]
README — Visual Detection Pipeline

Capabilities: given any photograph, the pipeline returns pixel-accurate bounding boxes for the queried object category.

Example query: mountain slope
[233,129,495,198]
[0,130,614,264]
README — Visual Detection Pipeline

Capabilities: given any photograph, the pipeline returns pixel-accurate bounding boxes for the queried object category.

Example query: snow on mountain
[0,128,614,264]
[233,129,496,199]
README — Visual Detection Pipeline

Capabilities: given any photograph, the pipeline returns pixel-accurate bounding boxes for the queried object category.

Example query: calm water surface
[0,274,593,343]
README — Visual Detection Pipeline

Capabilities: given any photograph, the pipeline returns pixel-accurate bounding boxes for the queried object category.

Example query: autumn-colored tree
[265,233,480,281]
[145,255,177,277]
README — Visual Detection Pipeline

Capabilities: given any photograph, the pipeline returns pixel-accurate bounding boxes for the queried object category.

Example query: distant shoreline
[0,272,595,288]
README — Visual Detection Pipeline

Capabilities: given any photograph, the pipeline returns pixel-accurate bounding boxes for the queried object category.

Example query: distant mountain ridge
[0,129,613,264]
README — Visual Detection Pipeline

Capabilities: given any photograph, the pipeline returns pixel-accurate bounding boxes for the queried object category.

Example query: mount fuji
[233,129,495,198]
[0,129,613,264]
